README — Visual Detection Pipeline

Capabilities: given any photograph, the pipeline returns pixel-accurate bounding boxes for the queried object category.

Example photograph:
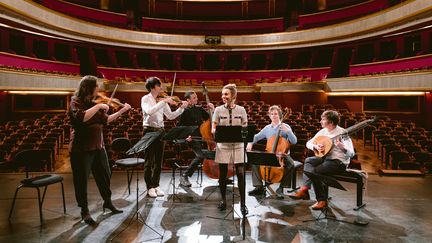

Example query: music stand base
[232,235,256,243]
[206,206,241,222]
[110,210,163,242]
[302,207,368,226]
[111,154,164,242]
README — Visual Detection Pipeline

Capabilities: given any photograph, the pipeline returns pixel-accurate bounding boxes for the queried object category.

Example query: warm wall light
[8,91,72,95]
[327,91,425,96]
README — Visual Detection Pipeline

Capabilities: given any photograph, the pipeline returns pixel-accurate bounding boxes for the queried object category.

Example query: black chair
[111,137,145,195]
[8,149,66,223]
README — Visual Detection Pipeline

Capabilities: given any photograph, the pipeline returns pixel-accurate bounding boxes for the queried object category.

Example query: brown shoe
[311,201,328,210]
[289,186,310,200]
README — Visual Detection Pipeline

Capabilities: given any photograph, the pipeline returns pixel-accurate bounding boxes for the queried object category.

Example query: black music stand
[302,171,368,226]
[207,125,255,241]
[110,131,164,241]
[162,126,197,202]
[247,151,282,201]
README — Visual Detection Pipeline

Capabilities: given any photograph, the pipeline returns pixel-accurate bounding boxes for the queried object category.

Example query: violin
[157,92,182,104]
[93,93,125,109]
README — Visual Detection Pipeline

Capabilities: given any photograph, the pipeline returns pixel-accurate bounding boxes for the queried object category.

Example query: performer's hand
[98,104,109,112]
[335,137,346,150]
[314,143,325,152]
[186,136,192,142]
[180,101,188,109]
[208,103,215,110]
[281,124,291,133]
[246,143,253,151]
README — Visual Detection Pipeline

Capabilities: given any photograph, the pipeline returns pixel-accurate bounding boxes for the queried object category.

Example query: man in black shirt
[178,91,214,187]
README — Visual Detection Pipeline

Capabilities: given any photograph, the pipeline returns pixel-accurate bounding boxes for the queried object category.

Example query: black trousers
[184,140,205,177]
[143,128,165,190]
[303,156,346,201]
[70,148,112,211]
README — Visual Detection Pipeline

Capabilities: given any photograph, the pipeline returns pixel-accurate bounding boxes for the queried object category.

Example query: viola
[157,92,182,104]
[93,93,125,109]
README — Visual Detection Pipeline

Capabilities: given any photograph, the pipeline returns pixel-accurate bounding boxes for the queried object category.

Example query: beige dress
[212,105,248,164]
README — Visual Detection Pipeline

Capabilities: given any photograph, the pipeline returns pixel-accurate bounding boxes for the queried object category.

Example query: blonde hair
[222,83,237,100]
[268,105,283,119]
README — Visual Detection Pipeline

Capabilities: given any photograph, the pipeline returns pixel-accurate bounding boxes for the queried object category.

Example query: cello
[200,82,234,179]
[259,113,290,183]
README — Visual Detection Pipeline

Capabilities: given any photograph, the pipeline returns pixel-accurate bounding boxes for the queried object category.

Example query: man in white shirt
[141,77,188,198]
[289,110,355,210]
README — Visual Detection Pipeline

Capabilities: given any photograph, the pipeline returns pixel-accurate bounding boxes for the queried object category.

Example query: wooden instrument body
[259,123,290,183]
[312,117,377,157]
[312,135,334,157]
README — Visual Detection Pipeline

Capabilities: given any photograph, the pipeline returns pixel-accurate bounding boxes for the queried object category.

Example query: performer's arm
[281,124,297,145]
[211,107,219,134]
[335,136,355,158]
[247,126,266,151]
[70,98,108,123]
[163,102,185,120]
[306,129,324,151]
[107,103,131,123]
[141,95,165,116]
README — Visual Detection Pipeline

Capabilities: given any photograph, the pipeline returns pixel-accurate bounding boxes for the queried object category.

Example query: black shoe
[81,211,96,225]
[248,186,265,196]
[180,175,192,187]
[241,206,249,215]
[217,201,226,211]
[276,186,284,199]
[103,201,123,214]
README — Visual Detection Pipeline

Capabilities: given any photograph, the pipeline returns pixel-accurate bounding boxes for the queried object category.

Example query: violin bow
[108,83,119,106]
[170,72,177,96]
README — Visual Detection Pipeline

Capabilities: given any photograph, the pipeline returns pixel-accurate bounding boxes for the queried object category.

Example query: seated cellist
[246,105,297,198]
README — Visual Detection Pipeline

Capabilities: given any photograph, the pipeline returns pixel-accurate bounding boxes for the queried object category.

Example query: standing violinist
[212,84,248,211]
[289,110,354,210]
[246,105,297,198]
[141,77,188,198]
[178,91,214,187]
[69,75,131,225]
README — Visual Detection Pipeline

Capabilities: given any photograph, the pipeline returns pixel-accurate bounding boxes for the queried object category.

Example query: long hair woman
[69,75,131,225]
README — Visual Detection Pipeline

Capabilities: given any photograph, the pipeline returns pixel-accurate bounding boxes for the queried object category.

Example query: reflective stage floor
[0,170,431,243]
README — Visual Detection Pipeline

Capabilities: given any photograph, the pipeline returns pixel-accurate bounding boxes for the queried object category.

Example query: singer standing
[212,84,248,212]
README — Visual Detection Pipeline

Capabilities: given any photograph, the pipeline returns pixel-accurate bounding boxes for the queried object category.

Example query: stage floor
[0,171,431,243]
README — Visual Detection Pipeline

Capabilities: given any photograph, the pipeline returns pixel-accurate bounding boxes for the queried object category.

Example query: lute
[313,117,377,157]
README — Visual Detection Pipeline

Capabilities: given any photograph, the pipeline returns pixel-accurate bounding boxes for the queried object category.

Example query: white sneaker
[148,188,157,198]
[155,187,165,197]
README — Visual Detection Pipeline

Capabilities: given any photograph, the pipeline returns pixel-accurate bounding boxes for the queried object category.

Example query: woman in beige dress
[212,84,248,211]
